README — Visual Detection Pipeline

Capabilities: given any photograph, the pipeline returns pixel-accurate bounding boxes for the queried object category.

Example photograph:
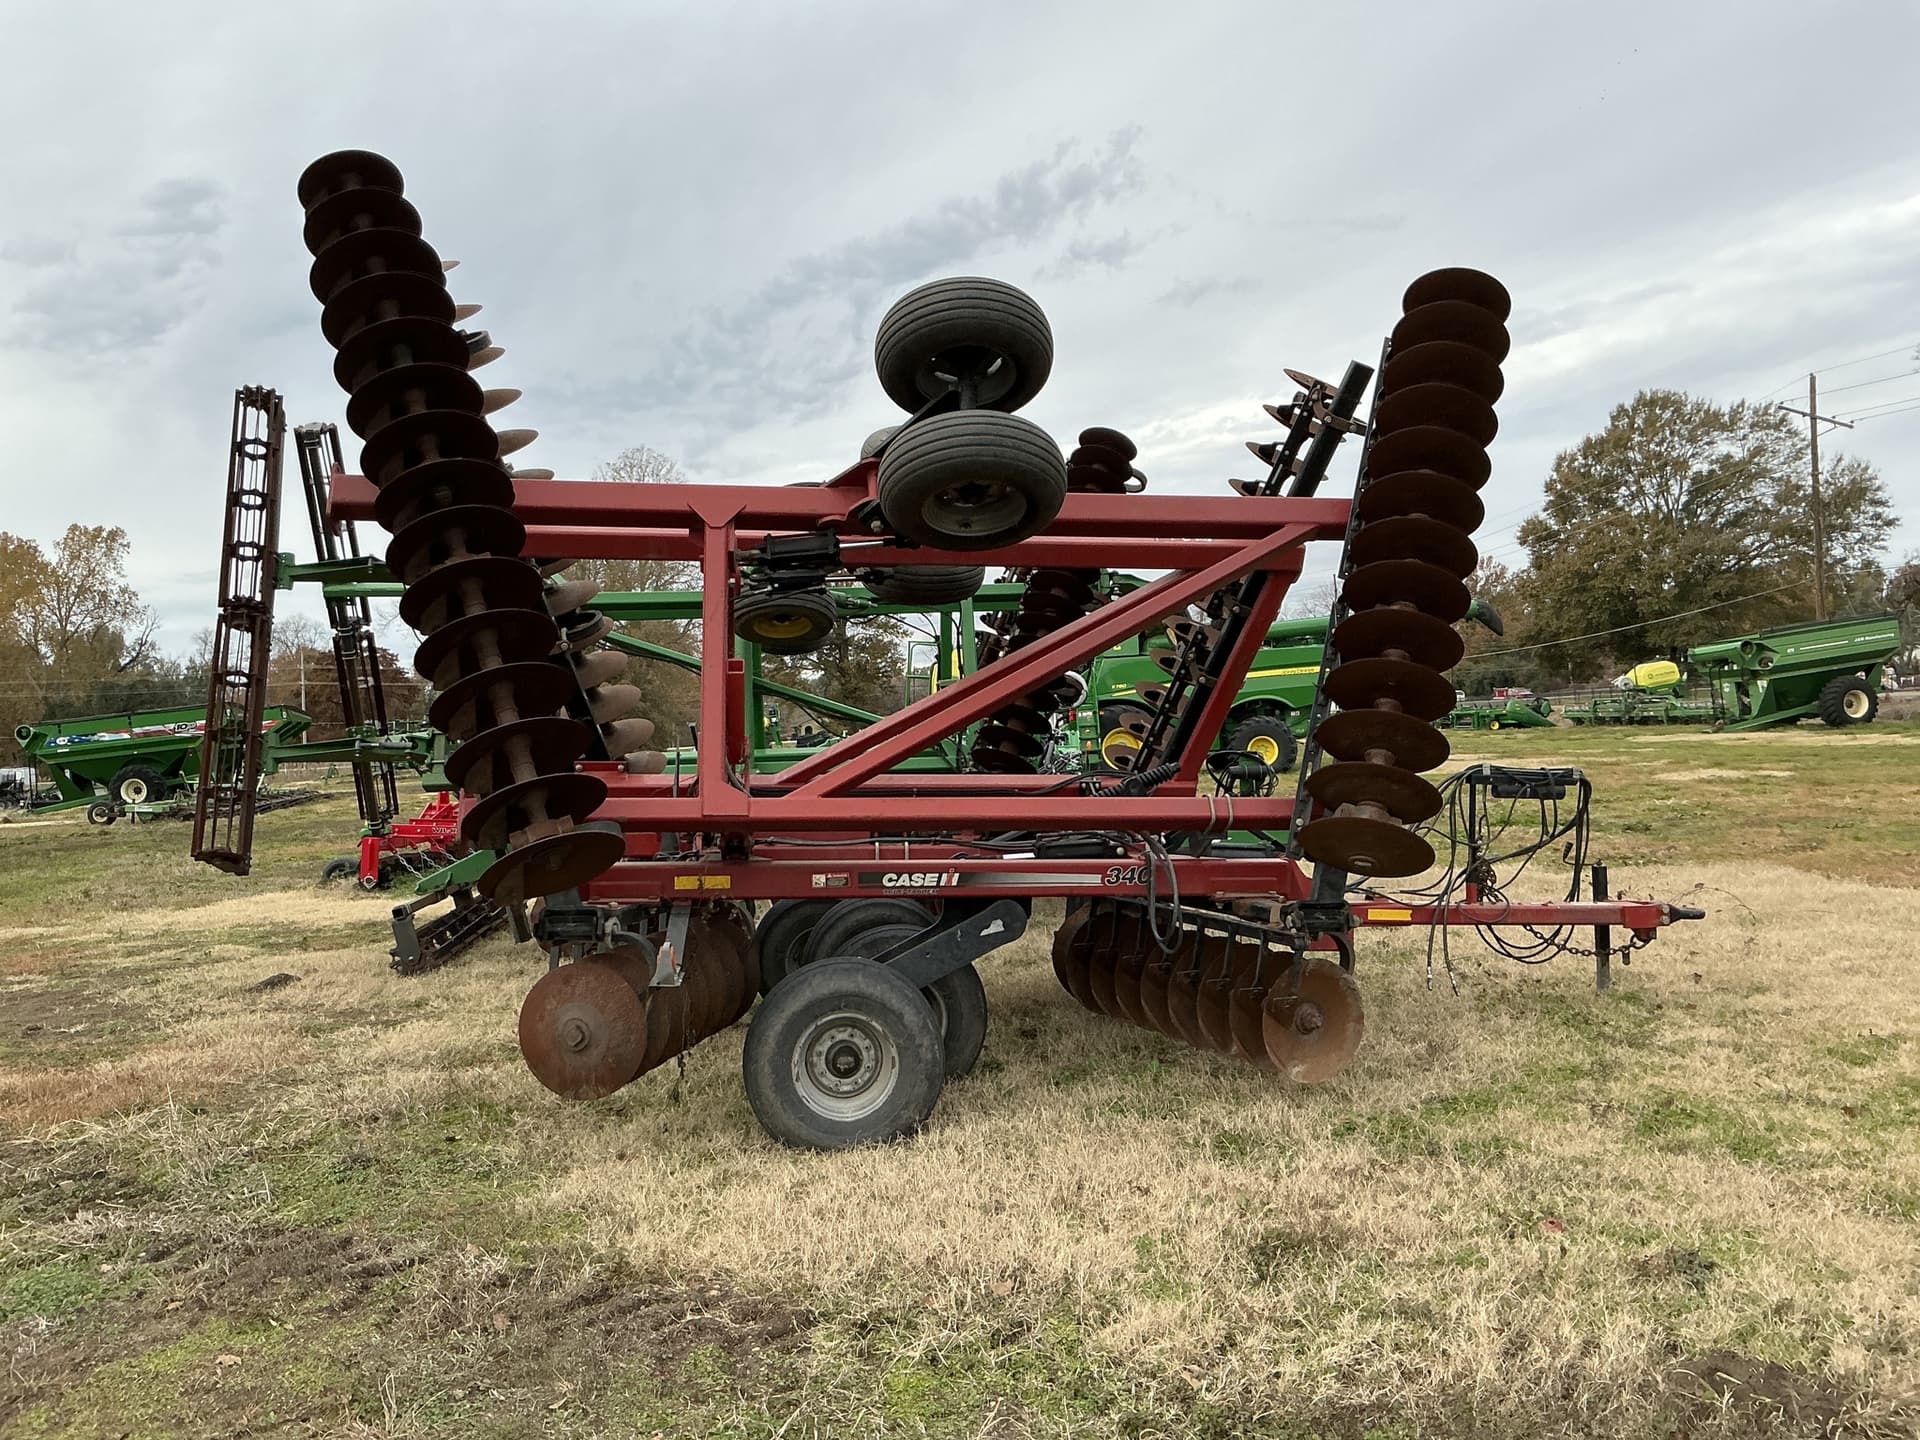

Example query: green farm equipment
[1441,695,1554,730]
[15,704,313,815]
[1079,595,1503,773]
[1562,613,1902,731]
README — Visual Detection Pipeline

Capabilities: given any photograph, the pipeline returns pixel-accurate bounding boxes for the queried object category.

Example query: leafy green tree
[1511,390,1894,680]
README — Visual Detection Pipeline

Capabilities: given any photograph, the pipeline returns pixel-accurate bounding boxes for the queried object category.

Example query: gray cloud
[1157,274,1261,308]
[547,129,1148,446]
[3,177,227,358]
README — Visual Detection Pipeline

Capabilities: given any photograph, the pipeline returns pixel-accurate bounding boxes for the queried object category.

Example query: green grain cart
[1563,613,1902,730]
[15,704,313,812]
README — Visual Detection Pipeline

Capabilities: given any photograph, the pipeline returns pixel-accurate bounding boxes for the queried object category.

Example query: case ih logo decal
[872,870,962,891]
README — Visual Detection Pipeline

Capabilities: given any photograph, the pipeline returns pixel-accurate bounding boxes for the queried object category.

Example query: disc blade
[1333,606,1467,671]
[1314,707,1451,772]
[1324,657,1457,722]
[1297,814,1435,878]
[517,961,648,1099]
[1304,761,1444,824]
[1262,959,1365,1083]
[481,826,626,904]
[1401,267,1511,322]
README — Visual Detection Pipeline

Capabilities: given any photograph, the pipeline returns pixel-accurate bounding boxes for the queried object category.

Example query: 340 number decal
[1101,864,1149,887]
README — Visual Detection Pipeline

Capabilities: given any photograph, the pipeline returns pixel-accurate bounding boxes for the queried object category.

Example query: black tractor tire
[855,565,986,605]
[860,425,900,459]
[86,802,117,826]
[813,919,987,1079]
[873,276,1053,414]
[752,898,837,995]
[801,898,934,969]
[734,588,838,655]
[320,856,358,884]
[743,958,947,1150]
[1817,674,1878,727]
[1226,714,1299,774]
[109,764,168,806]
[878,410,1067,551]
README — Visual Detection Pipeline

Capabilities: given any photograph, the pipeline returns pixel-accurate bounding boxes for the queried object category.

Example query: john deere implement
[276,149,1702,1150]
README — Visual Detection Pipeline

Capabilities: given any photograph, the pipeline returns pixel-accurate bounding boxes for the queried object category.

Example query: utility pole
[1777,375,1854,622]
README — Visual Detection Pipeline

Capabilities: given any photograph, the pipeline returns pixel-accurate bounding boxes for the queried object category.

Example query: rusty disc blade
[1356,471,1485,532]
[398,550,543,632]
[481,825,626,905]
[517,961,649,1099]
[359,405,502,488]
[1342,559,1470,622]
[1324,657,1457,722]
[1314,707,1451,772]
[344,357,482,439]
[413,607,559,691]
[1305,761,1445,824]
[1262,959,1365,1083]
[386,504,527,586]
[1380,341,1504,404]
[1162,935,1215,1051]
[463,768,608,851]
[322,271,455,351]
[1108,934,1153,1029]
[1193,938,1240,1055]
[1078,426,1138,460]
[303,186,422,253]
[332,314,471,394]
[1052,907,1102,1014]
[443,715,587,796]
[1226,949,1279,1070]
[1297,813,1436,878]
[298,149,405,211]
[1391,301,1511,364]
[428,661,575,741]
[1350,516,1479,579]
[1372,383,1498,447]
[1402,267,1511,322]
[308,227,444,307]
[1087,939,1123,1021]
[1137,949,1178,1039]
[1366,425,1492,490]
[1333,607,1465,671]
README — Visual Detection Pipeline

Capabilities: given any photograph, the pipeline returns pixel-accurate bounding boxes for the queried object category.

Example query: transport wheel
[855,564,986,605]
[86,802,116,826]
[109,764,167,806]
[873,276,1053,414]
[743,958,946,1150]
[320,856,357,884]
[824,921,988,1079]
[1098,702,1152,770]
[801,898,934,968]
[752,898,837,994]
[1226,714,1298,774]
[860,425,900,459]
[877,410,1067,550]
[1818,674,1877,727]
[734,588,837,655]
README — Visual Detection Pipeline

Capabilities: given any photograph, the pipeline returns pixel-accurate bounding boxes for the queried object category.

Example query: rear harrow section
[1295,268,1509,878]
[192,387,287,875]
[969,429,1135,773]
[296,150,661,905]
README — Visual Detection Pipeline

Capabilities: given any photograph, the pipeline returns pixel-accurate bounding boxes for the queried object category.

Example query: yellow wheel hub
[751,613,814,641]
[1247,734,1281,766]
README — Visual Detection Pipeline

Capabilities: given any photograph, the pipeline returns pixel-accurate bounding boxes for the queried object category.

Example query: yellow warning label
[1367,907,1414,922]
[1247,665,1321,678]
[672,875,734,892]
[673,876,701,891]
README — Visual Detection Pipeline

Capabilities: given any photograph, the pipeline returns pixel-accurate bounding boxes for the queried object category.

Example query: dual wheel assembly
[732,277,1068,655]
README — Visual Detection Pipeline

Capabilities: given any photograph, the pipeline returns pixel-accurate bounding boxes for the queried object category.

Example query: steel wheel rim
[751,611,816,642]
[925,481,1026,538]
[1844,689,1870,718]
[1247,735,1281,766]
[793,1010,900,1122]
[124,778,151,803]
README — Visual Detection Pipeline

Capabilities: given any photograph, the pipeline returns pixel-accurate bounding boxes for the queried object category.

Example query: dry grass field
[3,724,1918,1438]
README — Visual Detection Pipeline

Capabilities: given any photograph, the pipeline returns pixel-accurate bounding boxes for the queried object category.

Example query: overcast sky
[2,0,1916,665]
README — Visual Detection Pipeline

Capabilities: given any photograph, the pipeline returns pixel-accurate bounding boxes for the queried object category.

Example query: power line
[1849,399,1920,423]
[1815,368,1920,398]
[1456,582,1802,662]
[1837,392,1920,420]
[1754,342,1919,401]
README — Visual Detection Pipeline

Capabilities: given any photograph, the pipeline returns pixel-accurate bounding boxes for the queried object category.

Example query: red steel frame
[329,462,1688,941]
[356,792,462,888]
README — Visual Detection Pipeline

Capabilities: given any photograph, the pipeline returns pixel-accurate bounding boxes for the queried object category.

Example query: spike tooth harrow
[296,150,663,906]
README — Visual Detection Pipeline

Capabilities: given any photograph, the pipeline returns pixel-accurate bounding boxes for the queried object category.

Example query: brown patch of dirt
[1665,1350,1917,1438]
[0,983,141,1056]
[2,1223,814,1433]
